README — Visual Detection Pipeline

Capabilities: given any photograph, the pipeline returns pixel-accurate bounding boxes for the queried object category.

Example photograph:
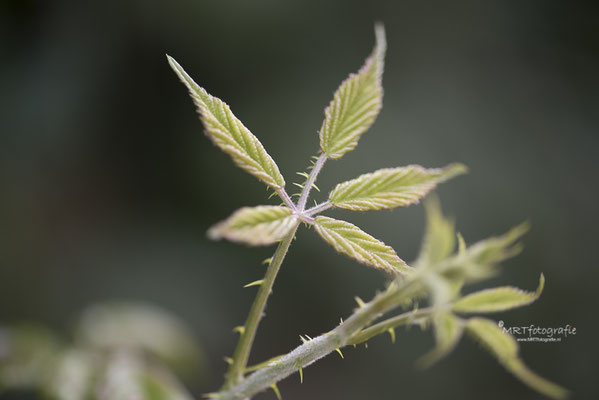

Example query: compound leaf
[208,206,297,246]
[313,216,411,274]
[319,24,386,159]
[329,164,466,211]
[453,274,544,314]
[168,56,285,190]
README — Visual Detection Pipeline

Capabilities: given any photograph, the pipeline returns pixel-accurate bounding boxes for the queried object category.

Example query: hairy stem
[223,222,300,389]
[215,279,422,399]
[305,201,332,216]
[347,306,434,345]
[297,153,327,212]
[277,188,296,210]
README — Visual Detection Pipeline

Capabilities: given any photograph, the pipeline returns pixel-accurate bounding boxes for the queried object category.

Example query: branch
[297,153,327,212]
[223,222,300,388]
[214,279,422,400]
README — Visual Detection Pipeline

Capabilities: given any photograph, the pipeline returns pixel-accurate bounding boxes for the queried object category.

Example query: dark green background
[1,0,597,399]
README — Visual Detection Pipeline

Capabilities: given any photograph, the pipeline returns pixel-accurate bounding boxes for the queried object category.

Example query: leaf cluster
[168,24,464,275]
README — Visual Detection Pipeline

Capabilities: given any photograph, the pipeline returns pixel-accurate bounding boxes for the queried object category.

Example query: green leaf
[466,318,568,400]
[453,274,544,314]
[466,318,518,361]
[329,164,466,211]
[167,56,285,190]
[440,222,530,283]
[319,24,386,159]
[418,312,463,367]
[506,359,569,400]
[313,216,411,274]
[416,196,456,267]
[208,206,297,246]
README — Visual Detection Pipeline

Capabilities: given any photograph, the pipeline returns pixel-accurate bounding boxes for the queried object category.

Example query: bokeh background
[1,0,597,399]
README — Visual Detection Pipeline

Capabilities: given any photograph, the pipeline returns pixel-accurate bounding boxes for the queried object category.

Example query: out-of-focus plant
[167,23,569,400]
[0,302,204,400]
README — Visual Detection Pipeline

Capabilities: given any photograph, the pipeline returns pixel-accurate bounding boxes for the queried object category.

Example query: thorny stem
[297,153,327,212]
[214,278,423,400]
[223,154,327,390]
[223,222,300,389]
[347,306,434,345]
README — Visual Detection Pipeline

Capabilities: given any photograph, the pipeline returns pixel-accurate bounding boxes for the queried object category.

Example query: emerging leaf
[313,216,411,274]
[466,318,568,399]
[168,56,285,190]
[440,222,530,283]
[418,312,463,367]
[329,164,466,211]
[453,274,544,314]
[208,206,297,246]
[319,24,386,159]
[416,196,456,267]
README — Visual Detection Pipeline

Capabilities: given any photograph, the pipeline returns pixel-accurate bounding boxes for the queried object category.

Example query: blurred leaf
[97,351,145,400]
[466,318,568,400]
[44,349,97,400]
[417,312,463,367]
[466,318,518,361]
[168,56,285,190]
[97,351,193,400]
[416,197,456,267]
[208,205,297,246]
[0,325,60,391]
[313,216,411,274]
[329,164,466,211]
[141,365,194,400]
[506,359,569,400]
[453,274,544,314]
[440,222,530,283]
[76,303,203,375]
[319,24,386,159]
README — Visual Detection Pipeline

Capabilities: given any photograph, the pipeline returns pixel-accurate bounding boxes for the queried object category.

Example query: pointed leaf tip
[319,25,386,159]
[167,56,285,189]
[453,274,545,313]
[329,164,466,211]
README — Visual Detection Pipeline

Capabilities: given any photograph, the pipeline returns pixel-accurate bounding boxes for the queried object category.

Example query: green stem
[347,306,433,345]
[223,223,300,389]
[215,278,422,399]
